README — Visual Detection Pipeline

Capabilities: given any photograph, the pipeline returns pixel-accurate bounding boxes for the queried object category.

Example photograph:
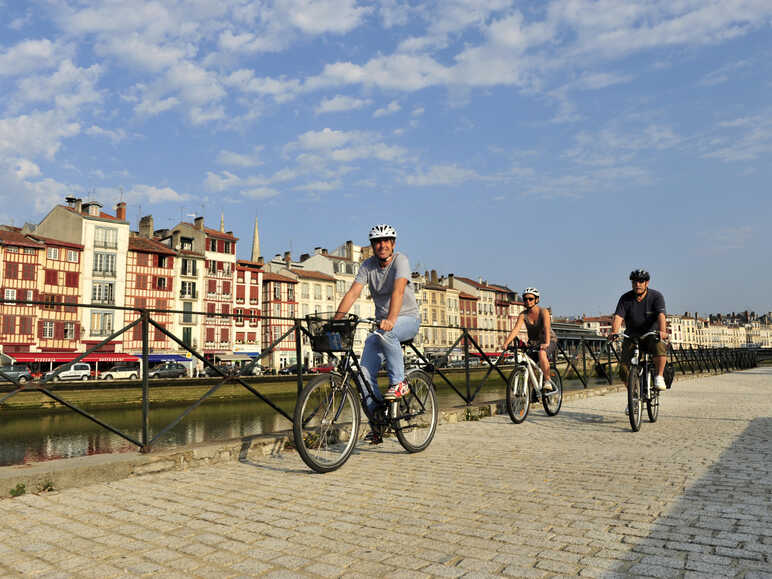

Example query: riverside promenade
[1,368,770,578]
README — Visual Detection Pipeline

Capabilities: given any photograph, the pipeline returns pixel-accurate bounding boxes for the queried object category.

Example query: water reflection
[0,375,602,466]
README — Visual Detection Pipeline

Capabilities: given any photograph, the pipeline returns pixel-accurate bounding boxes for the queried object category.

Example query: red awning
[10,353,139,363]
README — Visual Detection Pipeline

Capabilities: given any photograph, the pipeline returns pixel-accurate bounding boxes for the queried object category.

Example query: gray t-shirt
[355,252,419,320]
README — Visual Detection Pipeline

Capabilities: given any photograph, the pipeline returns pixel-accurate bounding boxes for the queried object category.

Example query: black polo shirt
[614,289,666,337]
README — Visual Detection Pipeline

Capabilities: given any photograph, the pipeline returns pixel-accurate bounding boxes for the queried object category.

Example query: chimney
[314,246,322,255]
[139,215,154,238]
[300,253,310,261]
[448,274,454,289]
[321,248,328,255]
[431,270,438,283]
[220,212,225,233]
[251,217,260,262]
[115,201,126,221]
[74,198,82,213]
[172,230,181,250]
[65,196,77,208]
[257,256,264,266]
[345,240,353,260]
[284,251,291,265]
[194,216,204,231]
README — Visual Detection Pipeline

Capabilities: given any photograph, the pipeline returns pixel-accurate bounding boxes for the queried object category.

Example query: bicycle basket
[306,313,356,352]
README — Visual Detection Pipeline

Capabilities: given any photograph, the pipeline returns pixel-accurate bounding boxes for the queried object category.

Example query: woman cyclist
[501,287,557,391]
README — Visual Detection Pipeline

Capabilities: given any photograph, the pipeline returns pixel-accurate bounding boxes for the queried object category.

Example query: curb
[0,371,726,498]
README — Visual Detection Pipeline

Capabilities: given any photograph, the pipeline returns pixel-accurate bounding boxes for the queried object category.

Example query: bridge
[1,367,769,577]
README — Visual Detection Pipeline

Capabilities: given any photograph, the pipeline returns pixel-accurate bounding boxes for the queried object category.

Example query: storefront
[9,352,140,378]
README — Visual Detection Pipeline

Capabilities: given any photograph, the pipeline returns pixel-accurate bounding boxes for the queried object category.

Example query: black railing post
[463,328,471,403]
[295,319,303,395]
[581,338,587,385]
[141,309,150,452]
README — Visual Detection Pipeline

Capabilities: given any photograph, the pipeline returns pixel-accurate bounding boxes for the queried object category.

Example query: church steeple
[251,217,260,262]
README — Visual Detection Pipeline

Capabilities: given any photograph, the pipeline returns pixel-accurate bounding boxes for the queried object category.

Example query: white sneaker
[543,379,555,392]
[654,376,666,391]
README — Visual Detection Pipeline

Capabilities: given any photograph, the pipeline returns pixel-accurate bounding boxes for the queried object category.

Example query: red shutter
[236,285,245,300]
[217,240,225,253]
[166,256,173,269]
[223,281,231,295]
[206,327,215,342]
[208,279,216,293]
[217,260,223,271]
[222,304,229,315]
[250,286,259,301]
[5,262,17,279]
[54,322,64,340]
[22,264,35,280]
[66,272,78,287]
[167,277,173,291]
[221,328,228,342]
[74,324,81,341]
[133,324,142,341]
[207,302,215,314]
[38,320,45,339]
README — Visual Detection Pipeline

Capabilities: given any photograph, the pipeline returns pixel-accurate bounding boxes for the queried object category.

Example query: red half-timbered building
[234,260,262,351]
[261,272,298,370]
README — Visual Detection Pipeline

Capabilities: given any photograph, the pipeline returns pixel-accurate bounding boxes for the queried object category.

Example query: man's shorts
[620,335,667,364]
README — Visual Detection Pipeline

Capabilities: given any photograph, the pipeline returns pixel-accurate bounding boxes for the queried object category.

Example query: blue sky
[1,0,770,317]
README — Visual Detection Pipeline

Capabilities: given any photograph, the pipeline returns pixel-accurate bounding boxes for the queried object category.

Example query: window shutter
[133,324,142,341]
[38,320,45,339]
[74,324,81,341]
[208,279,216,293]
[206,327,215,342]
[54,322,64,340]
[218,240,225,253]
[217,260,223,271]
[236,286,245,300]
[207,302,215,314]
[250,286,259,301]
[166,256,173,269]
[223,281,231,295]
[222,304,230,315]
[167,277,173,291]
[221,328,228,342]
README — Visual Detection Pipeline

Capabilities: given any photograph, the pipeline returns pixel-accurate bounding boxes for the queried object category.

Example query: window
[220,328,229,343]
[183,301,193,323]
[93,253,116,275]
[273,285,281,299]
[42,295,58,310]
[326,286,333,300]
[4,289,16,301]
[95,227,118,249]
[336,280,345,295]
[235,308,243,323]
[181,258,197,276]
[92,282,114,304]
[19,316,33,335]
[156,277,167,290]
[23,248,35,255]
[4,262,18,279]
[2,315,15,334]
[45,269,58,285]
[301,283,309,298]
[5,247,18,253]
[224,241,231,253]
[47,247,59,260]
[25,290,34,302]
[90,311,113,336]
[287,286,294,301]
[208,260,217,275]
[157,255,167,268]
[65,272,79,287]
[67,250,78,263]
[314,284,321,300]
[136,274,147,290]
[63,322,75,340]
[22,264,35,280]
[181,281,196,298]
[181,237,193,251]
[43,321,54,339]
[209,239,217,252]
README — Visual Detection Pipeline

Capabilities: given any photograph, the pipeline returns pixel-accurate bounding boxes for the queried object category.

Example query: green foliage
[464,407,480,421]
[37,480,55,493]
[10,483,26,497]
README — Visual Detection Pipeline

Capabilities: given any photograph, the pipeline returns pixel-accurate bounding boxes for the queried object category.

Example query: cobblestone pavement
[1,368,770,578]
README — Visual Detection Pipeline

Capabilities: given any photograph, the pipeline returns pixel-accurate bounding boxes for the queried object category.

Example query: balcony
[90,328,113,337]
[92,297,115,305]
[180,290,198,299]
[94,240,118,249]
[93,269,116,278]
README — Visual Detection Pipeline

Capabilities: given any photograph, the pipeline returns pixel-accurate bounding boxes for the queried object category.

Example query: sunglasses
[524,296,536,302]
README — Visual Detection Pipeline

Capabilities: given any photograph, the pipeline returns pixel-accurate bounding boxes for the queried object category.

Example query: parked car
[237,363,264,376]
[309,363,335,374]
[45,362,91,382]
[204,364,236,377]
[278,363,308,375]
[0,364,33,383]
[100,364,140,380]
[148,362,187,379]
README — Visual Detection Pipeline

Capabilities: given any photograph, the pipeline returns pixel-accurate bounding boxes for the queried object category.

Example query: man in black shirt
[610,269,668,391]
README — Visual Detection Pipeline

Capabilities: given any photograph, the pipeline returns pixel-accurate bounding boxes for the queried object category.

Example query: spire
[251,217,260,262]
[220,212,225,233]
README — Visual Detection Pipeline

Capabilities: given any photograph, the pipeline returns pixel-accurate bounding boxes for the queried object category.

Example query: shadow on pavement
[611,417,771,576]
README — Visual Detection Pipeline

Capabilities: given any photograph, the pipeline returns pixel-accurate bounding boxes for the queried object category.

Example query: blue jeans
[358,316,420,416]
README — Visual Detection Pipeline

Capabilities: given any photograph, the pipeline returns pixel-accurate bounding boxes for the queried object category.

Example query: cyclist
[334,224,421,436]
[501,287,557,391]
[609,269,668,391]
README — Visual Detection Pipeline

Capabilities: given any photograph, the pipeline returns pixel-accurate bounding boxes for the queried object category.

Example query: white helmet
[523,287,540,298]
[369,224,397,241]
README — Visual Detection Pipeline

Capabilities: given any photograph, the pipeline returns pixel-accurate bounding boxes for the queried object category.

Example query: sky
[1,0,771,318]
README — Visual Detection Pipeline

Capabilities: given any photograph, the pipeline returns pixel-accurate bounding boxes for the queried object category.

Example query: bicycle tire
[646,364,659,422]
[506,369,530,424]
[293,373,361,473]
[542,367,563,416]
[627,364,642,432]
[394,369,438,453]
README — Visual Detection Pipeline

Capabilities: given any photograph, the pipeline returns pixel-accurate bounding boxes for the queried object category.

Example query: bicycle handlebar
[611,330,659,342]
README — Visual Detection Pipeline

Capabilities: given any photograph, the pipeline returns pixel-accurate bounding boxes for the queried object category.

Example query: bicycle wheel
[542,367,563,416]
[646,365,659,422]
[293,373,361,473]
[627,365,642,432]
[506,369,530,424]
[395,370,438,453]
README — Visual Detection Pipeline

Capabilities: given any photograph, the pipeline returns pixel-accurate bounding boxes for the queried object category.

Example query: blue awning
[133,354,191,363]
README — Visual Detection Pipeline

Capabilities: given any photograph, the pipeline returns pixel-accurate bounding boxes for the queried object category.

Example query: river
[0,374,609,466]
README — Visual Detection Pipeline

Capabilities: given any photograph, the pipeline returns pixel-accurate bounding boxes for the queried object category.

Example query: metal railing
[0,299,759,456]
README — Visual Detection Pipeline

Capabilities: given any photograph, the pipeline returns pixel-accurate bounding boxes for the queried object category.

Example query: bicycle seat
[400,339,413,346]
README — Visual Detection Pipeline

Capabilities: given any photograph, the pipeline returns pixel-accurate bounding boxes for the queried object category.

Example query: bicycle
[293,313,438,473]
[501,343,563,424]
[613,330,660,432]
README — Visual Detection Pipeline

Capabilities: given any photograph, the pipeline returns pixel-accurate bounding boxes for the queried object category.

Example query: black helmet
[629,269,650,282]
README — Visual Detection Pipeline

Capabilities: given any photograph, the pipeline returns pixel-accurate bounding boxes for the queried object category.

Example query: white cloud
[217,146,264,167]
[0,111,80,160]
[127,184,188,203]
[294,180,340,191]
[0,39,58,76]
[316,95,372,114]
[373,100,401,118]
[289,128,407,163]
[224,70,302,103]
[14,60,102,113]
[404,164,479,186]
[242,187,281,199]
[702,112,772,162]
[287,0,372,34]
[13,159,41,180]
[85,125,128,144]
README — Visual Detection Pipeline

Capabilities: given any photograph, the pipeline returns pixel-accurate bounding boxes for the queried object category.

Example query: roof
[204,227,238,241]
[289,268,336,282]
[27,234,84,249]
[179,249,204,257]
[237,259,264,269]
[129,236,177,255]
[424,283,446,291]
[262,272,298,284]
[0,230,43,249]
[63,205,126,222]
[459,292,479,300]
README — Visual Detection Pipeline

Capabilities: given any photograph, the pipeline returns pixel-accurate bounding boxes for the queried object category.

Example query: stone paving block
[500,564,548,577]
